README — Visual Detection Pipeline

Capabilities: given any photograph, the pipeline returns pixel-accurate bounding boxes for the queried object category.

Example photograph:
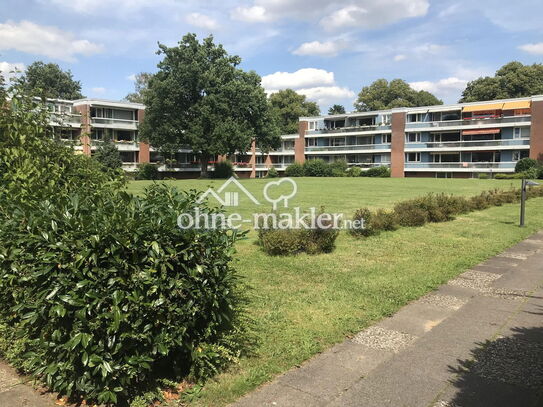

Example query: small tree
[93,138,123,171]
[269,89,320,134]
[515,158,539,174]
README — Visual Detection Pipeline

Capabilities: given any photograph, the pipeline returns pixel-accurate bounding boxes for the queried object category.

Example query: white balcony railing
[405,115,531,130]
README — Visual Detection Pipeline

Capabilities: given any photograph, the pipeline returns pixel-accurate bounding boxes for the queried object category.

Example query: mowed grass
[126,178,543,406]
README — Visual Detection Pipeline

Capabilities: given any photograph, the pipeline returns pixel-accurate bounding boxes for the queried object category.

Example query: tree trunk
[200,153,209,178]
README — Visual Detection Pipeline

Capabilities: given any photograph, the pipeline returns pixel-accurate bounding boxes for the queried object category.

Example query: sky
[1,0,543,112]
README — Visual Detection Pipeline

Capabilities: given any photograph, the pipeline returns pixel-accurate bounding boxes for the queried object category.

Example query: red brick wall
[530,100,543,161]
[137,109,150,163]
[391,112,406,178]
[74,104,91,156]
[295,121,307,164]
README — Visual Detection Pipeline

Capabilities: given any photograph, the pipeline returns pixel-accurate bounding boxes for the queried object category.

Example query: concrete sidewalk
[233,231,543,407]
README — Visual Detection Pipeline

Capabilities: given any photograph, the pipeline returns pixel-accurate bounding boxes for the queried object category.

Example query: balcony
[305,144,391,153]
[405,116,531,131]
[405,138,531,151]
[91,117,138,130]
[405,162,516,171]
[308,124,392,135]
[49,113,82,127]
[351,162,391,168]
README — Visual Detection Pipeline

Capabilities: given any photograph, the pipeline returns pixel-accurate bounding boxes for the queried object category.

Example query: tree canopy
[139,34,280,177]
[125,72,153,104]
[269,89,320,134]
[93,140,123,171]
[354,79,442,112]
[460,62,543,102]
[18,61,84,100]
[328,104,346,115]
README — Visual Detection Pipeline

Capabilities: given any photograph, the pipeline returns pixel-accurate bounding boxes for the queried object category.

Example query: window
[513,127,527,139]
[305,138,318,147]
[382,134,391,144]
[407,152,421,162]
[283,140,295,150]
[332,137,346,146]
[91,129,104,141]
[381,114,391,125]
[512,151,529,161]
[308,121,316,131]
[406,133,421,143]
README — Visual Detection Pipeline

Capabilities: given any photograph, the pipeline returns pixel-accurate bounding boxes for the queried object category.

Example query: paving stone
[277,342,392,401]
[377,302,455,337]
[417,293,467,310]
[434,283,478,300]
[448,270,501,292]
[233,382,325,407]
[351,326,417,353]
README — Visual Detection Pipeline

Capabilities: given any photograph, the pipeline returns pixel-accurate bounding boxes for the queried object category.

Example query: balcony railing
[405,115,531,129]
[305,143,391,152]
[405,138,531,150]
[308,124,391,134]
[49,113,82,125]
[350,162,391,168]
[91,117,138,127]
[405,162,516,170]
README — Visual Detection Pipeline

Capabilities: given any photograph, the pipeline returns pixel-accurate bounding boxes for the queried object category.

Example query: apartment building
[296,95,543,178]
[46,95,543,179]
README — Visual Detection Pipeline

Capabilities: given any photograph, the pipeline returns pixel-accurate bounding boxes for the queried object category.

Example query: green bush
[346,167,362,177]
[330,159,348,177]
[361,166,391,177]
[0,185,243,405]
[515,158,539,173]
[349,208,375,237]
[370,209,399,232]
[393,200,429,227]
[258,212,339,255]
[494,173,523,180]
[478,173,489,179]
[303,159,332,177]
[212,160,234,179]
[285,162,304,177]
[135,163,161,180]
[266,167,279,178]
[93,140,123,171]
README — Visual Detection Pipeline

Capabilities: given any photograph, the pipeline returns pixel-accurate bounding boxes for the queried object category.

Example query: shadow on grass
[446,313,543,407]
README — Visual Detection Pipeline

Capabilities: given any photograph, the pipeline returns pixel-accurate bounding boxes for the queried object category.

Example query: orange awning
[462,103,504,113]
[462,129,501,136]
[502,100,531,110]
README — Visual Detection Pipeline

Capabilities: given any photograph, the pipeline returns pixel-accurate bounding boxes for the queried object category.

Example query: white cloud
[262,68,354,107]
[0,20,102,62]
[410,77,469,102]
[45,0,177,15]
[90,87,106,95]
[296,86,355,105]
[394,54,407,61]
[185,12,219,30]
[262,68,335,90]
[126,74,137,81]
[231,0,429,30]
[292,40,347,57]
[231,6,270,22]
[0,61,25,81]
[519,43,543,55]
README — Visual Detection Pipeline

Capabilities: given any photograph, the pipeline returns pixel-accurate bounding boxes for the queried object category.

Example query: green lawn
[126,178,543,406]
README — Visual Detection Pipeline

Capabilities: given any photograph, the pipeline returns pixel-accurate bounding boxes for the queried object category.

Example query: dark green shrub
[135,163,161,180]
[393,200,429,227]
[515,158,539,173]
[212,160,234,179]
[347,167,362,177]
[0,184,243,405]
[478,173,489,179]
[258,212,339,255]
[303,159,332,177]
[361,166,391,177]
[93,140,123,171]
[349,208,375,237]
[266,167,279,178]
[285,162,304,177]
[330,159,348,177]
[370,209,399,232]
[523,167,540,180]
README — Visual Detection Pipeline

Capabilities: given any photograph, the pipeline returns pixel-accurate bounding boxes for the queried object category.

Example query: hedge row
[285,159,390,178]
[350,187,543,238]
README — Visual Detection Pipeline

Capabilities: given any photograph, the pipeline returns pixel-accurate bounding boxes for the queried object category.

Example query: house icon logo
[198,177,260,207]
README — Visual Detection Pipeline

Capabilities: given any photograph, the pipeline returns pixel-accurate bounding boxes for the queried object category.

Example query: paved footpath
[233,231,543,407]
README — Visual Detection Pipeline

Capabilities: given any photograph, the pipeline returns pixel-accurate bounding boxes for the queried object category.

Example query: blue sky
[1,0,543,112]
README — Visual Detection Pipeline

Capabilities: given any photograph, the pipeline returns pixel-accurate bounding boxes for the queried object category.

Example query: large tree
[19,61,84,100]
[328,104,346,115]
[354,79,442,112]
[269,89,320,134]
[140,34,280,177]
[125,72,153,103]
[0,75,6,104]
[460,62,543,102]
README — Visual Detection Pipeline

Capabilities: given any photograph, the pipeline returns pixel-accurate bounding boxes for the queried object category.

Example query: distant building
[46,95,543,178]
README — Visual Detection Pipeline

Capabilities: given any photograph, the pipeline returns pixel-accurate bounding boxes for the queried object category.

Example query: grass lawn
[126,178,543,406]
